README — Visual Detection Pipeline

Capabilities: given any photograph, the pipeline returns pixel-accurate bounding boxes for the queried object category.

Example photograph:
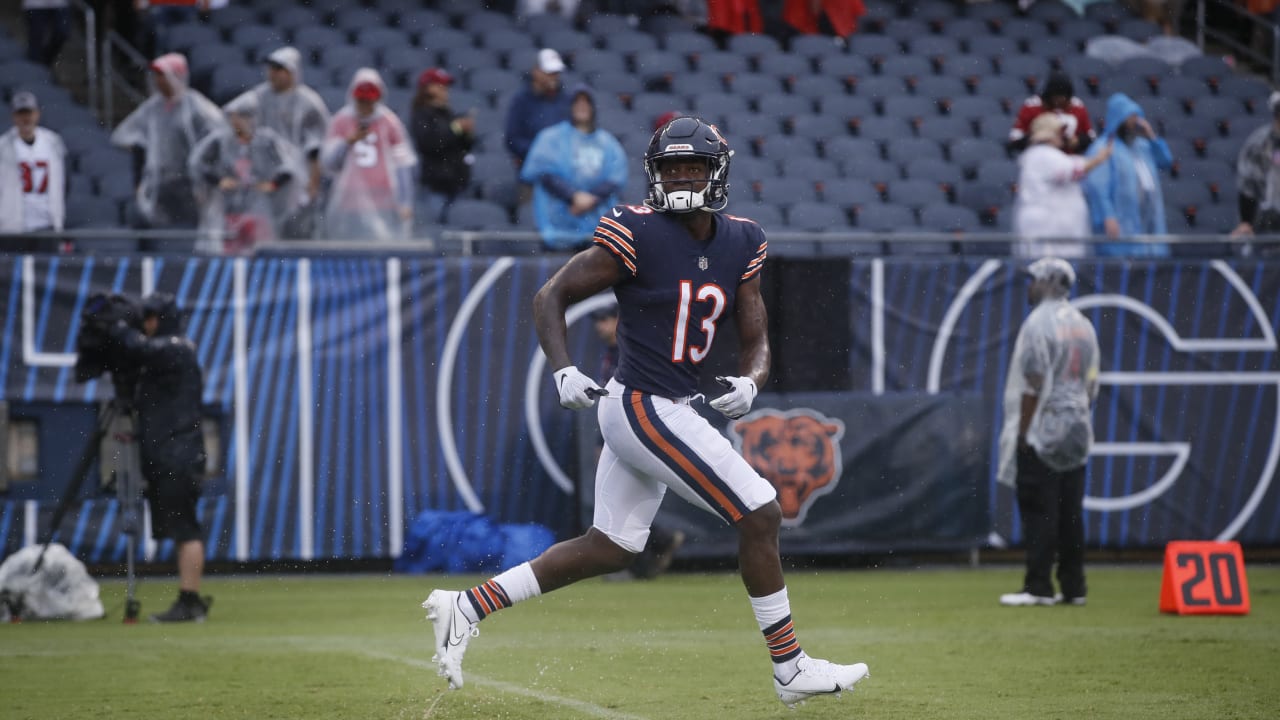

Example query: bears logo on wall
[728,408,846,526]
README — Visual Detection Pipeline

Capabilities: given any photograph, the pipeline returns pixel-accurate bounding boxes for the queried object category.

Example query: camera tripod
[33,399,146,623]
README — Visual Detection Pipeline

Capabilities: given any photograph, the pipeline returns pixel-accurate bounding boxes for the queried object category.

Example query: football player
[424,117,870,708]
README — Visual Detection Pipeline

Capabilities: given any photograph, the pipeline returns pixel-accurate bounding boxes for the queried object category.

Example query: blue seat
[757,53,811,79]
[540,30,596,55]
[947,95,1003,122]
[77,147,131,180]
[584,13,635,40]
[66,196,121,228]
[209,3,260,30]
[999,18,1044,46]
[603,31,658,57]
[816,54,872,81]
[689,92,750,124]
[999,55,1051,90]
[383,47,440,89]
[1026,0,1077,26]
[1116,18,1161,43]
[785,201,850,231]
[757,178,819,207]
[1097,75,1154,101]
[968,1,1016,22]
[845,158,900,185]
[825,137,884,167]
[880,56,934,83]
[440,48,503,81]
[882,19,932,45]
[821,178,881,206]
[1156,75,1207,106]
[523,12,573,38]
[293,26,347,57]
[419,28,474,55]
[357,28,414,61]
[696,51,750,77]
[1083,1,1131,28]
[230,24,286,51]
[166,23,220,53]
[446,198,513,231]
[467,68,523,104]
[736,201,784,228]
[1218,75,1271,111]
[883,95,939,122]
[847,35,901,65]
[820,95,877,120]
[903,157,964,189]
[669,72,725,97]
[399,9,451,38]
[1163,177,1214,212]
[790,113,851,140]
[854,76,907,106]
[950,138,1008,176]
[966,35,1024,60]
[943,19,989,44]
[917,115,975,143]
[574,48,627,76]
[1035,37,1080,65]
[663,31,718,56]
[920,203,981,233]
[907,35,963,63]
[1178,55,1233,85]
[1189,202,1239,235]
[732,156,778,184]
[976,159,1019,190]
[633,51,688,84]
[857,116,911,142]
[728,73,783,100]
[789,35,850,63]
[757,93,810,120]
[886,178,948,208]
[728,33,781,57]
[956,179,1013,219]
[777,155,839,180]
[973,76,1030,107]
[857,202,917,231]
[1119,55,1175,82]
[209,63,262,104]
[790,75,847,101]
[938,54,992,84]
[1057,19,1109,51]
[460,9,515,35]
[913,76,970,103]
[631,92,680,124]
[909,0,960,23]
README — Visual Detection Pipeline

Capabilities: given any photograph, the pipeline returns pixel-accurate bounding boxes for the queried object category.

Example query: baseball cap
[536,48,566,74]
[265,46,301,76]
[11,91,38,112]
[1269,90,1280,114]
[352,80,382,101]
[1025,257,1077,290]
[417,67,454,88]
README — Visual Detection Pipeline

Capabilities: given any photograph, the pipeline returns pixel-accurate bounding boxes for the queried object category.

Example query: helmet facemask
[643,116,733,213]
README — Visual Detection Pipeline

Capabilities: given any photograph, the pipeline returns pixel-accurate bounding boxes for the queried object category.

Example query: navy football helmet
[643,116,732,213]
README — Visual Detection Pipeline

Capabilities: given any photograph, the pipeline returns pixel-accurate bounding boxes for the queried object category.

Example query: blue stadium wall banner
[1,255,1279,563]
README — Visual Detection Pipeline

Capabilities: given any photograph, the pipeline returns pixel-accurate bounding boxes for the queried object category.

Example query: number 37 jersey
[592,204,767,399]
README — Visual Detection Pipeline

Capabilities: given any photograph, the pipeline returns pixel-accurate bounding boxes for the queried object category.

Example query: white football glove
[553,366,607,410]
[709,376,757,419]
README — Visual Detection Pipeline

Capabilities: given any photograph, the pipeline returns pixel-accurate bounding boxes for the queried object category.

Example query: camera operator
[88,292,210,623]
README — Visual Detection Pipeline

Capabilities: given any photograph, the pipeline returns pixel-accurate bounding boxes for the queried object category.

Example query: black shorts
[143,463,203,543]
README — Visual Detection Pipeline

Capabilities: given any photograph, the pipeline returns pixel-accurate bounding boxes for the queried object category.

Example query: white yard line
[358,648,651,720]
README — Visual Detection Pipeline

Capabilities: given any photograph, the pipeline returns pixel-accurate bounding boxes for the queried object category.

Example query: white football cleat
[1000,591,1058,606]
[774,655,870,708]
[423,589,479,689]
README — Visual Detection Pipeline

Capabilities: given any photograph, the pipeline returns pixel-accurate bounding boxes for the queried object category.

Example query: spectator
[409,67,475,226]
[782,0,867,41]
[1013,113,1114,258]
[23,0,71,66]
[705,0,764,40]
[998,258,1099,608]
[1232,91,1280,238]
[504,49,571,172]
[188,95,303,255]
[321,68,417,241]
[111,53,226,230]
[230,46,331,238]
[519,85,627,251]
[1009,73,1095,155]
[1082,93,1174,256]
[0,91,67,239]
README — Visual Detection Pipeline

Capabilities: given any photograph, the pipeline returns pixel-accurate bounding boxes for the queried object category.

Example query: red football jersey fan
[1009,73,1095,154]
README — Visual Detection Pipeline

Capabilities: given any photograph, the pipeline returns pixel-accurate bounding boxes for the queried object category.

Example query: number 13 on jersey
[672,281,726,363]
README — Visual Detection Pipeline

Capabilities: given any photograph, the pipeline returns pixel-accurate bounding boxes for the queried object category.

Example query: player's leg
[147,470,211,623]
[1054,464,1088,604]
[424,406,663,689]
[609,388,868,706]
[1003,447,1058,605]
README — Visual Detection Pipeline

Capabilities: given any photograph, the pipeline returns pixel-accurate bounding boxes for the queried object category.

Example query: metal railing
[99,30,150,127]
[1196,0,1280,83]
[66,0,98,119]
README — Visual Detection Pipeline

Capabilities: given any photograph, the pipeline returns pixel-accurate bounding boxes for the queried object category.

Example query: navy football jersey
[592,204,767,398]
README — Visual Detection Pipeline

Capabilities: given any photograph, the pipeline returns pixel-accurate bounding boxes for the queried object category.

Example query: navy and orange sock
[763,615,803,664]
[463,579,512,621]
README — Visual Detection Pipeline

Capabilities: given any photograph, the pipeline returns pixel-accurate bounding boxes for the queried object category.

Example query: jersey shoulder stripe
[740,238,767,282]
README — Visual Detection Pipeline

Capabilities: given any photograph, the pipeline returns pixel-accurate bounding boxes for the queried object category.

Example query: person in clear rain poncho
[188,94,303,254]
[321,68,417,241]
[111,52,226,229]
[230,46,330,237]
[997,257,1100,608]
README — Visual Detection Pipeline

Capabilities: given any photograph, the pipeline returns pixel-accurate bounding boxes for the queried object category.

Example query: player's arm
[734,275,770,390]
[534,246,627,408]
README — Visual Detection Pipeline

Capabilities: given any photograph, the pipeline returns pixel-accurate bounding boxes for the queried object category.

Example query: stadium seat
[1218,75,1272,112]
[467,68,523,103]
[853,77,907,107]
[825,137,884,167]
[944,19,990,46]
[689,92,750,123]
[909,0,960,24]
[857,116,911,142]
[663,30,718,56]
[1000,18,1044,47]
[847,35,901,66]
[912,76,970,104]
[790,113,852,140]
[584,13,634,40]
[956,179,1013,220]
[575,47,628,76]
[603,31,658,57]
[884,137,944,165]
[398,9,450,37]
[209,64,262,104]
[757,53,811,79]
[420,27,474,56]
[539,30,596,55]
[1164,177,1214,213]
[820,94,876,121]
[1026,0,1077,26]
[736,201,784,228]
[293,27,347,58]
[229,24,285,51]
[785,200,850,231]
[1057,18,1109,51]
[946,95,1003,122]
[1188,203,1238,235]
[968,0,1016,23]
[845,158,901,186]
[633,51,688,85]
[821,177,882,206]
[880,56,935,87]
[974,76,1030,109]
[903,158,963,192]
[1116,19,1161,43]
[857,202,917,231]
[460,9,515,35]
[729,33,781,57]
[728,114,780,149]
[728,73,783,100]
[999,55,1051,92]
[907,35,963,66]
[976,159,1019,191]
[938,54,992,85]
[631,92,680,124]
[669,72,725,98]
[383,48,438,89]
[883,95,939,122]
[778,155,839,180]
[757,178,819,207]
[357,28,414,60]
[1178,55,1234,86]
[920,203,982,233]
[790,75,847,102]
[732,156,779,184]
[165,23,220,53]
[66,196,121,228]
[755,93,806,120]
[966,35,1024,61]
[523,12,572,38]
[695,50,750,77]
[886,178,948,208]
[882,19,932,46]
[446,199,514,230]
[949,138,1008,176]
[1097,75,1155,101]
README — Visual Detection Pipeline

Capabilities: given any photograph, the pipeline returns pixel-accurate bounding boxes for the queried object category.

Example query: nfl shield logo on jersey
[698,256,708,271]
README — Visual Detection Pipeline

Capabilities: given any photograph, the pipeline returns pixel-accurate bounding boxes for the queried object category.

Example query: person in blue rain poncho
[1082,92,1174,257]
[520,85,627,251]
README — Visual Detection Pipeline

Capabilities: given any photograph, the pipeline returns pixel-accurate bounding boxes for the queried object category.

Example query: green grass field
[3,565,1277,720]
